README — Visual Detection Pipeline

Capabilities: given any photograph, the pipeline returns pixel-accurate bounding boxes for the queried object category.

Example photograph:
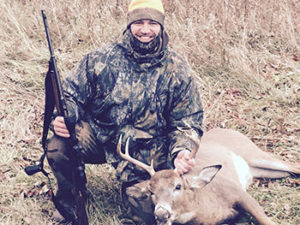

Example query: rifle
[25,10,89,225]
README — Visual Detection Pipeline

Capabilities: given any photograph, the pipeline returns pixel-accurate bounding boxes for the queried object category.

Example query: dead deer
[117,128,300,225]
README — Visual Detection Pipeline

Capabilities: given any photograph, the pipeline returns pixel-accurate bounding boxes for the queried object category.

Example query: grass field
[0,0,299,224]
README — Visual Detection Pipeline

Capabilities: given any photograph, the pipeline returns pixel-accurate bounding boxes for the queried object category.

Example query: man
[47,0,203,224]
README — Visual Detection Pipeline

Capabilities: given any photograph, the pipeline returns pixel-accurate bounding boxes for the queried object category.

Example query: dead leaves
[254,179,274,188]
[254,177,300,188]
[0,205,8,214]
[22,216,33,224]
[292,54,299,62]
[283,203,291,216]
[284,177,300,187]
[0,165,11,182]
[22,181,52,199]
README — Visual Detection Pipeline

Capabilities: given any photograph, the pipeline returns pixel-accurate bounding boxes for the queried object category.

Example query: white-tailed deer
[117,128,300,225]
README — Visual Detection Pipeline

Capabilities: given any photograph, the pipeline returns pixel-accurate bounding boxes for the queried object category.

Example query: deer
[117,128,300,225]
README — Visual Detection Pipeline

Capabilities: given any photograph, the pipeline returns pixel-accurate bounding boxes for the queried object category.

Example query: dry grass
[0,0,299,224]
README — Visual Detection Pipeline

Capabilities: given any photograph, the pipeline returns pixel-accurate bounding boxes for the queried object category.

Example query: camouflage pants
[46,121,155,224]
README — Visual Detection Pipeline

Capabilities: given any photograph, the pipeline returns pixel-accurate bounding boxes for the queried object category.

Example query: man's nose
[140,23,150,33]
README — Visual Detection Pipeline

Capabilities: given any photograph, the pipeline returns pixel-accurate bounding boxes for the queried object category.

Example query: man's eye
[175,184,181,190]
[149,21,158,25]
[133,20,143,25]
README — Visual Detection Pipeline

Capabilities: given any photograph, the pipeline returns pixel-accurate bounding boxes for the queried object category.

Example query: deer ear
[126,180,150,199]
[190,165,222,189]
[126,186,143,198]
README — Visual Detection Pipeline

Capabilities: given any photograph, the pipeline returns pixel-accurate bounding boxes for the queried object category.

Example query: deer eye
[140,193,148,200]
[175,184,182,190]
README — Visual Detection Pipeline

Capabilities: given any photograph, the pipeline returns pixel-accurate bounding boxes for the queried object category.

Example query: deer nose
[155,206,171,223]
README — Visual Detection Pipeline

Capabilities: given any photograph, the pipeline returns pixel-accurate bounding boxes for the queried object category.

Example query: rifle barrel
[41,10,54,58]
[41,10,67,117]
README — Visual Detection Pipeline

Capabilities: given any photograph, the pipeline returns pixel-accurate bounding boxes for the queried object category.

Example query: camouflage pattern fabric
[62,29,204,183]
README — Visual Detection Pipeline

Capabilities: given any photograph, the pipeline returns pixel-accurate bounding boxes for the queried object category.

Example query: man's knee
[47,136,68,163]
[75,121,106,163]
[46,135,72,175]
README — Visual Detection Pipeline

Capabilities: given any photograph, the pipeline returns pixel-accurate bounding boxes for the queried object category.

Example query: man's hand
[174,150,195,175]
[53,116,70,138]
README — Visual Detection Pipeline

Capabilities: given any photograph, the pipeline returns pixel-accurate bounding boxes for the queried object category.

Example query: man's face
[130,19,161,43]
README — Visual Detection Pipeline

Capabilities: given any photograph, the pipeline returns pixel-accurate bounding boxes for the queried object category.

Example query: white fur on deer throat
[230,151,252,190]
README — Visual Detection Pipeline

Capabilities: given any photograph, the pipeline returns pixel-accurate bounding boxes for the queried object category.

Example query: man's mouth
[136,35,155,42]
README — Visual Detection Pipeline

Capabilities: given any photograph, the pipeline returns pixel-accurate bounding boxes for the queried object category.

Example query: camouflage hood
[118,28,169,68]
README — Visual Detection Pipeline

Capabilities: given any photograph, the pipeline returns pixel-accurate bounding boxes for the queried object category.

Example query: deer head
[117,131,222,225]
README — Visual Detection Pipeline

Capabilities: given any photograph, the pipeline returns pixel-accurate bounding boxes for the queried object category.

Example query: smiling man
[130,19,161,43]
[47,0,204,224]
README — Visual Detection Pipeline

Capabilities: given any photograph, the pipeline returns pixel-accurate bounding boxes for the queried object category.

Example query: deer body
[119,128,299,225]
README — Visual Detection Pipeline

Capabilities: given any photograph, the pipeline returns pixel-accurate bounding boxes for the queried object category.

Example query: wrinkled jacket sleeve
[167,65,204,164]
[62,54,92,123]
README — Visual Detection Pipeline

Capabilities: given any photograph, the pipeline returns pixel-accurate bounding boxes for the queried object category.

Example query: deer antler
[117,134,156,176]
[177,127,200,159]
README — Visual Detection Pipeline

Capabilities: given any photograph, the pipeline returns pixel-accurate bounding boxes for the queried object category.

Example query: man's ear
[189,165,222,189]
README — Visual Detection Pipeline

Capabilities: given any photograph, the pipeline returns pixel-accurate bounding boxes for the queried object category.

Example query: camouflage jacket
[63,30,204,182]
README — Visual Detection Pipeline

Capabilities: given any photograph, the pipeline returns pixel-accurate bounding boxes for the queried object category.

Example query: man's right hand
[53,116,71,138]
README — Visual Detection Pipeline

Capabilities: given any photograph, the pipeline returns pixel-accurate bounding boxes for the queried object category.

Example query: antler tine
[116,134,124,157]
[188,130,200,159]
[177,127,200,159]
[117,135,156,176]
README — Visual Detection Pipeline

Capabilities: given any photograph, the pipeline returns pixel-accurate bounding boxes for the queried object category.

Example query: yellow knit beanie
[127,0,165,27]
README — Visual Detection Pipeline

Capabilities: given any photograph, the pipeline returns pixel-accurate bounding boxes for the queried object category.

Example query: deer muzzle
[154,205,171,225]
